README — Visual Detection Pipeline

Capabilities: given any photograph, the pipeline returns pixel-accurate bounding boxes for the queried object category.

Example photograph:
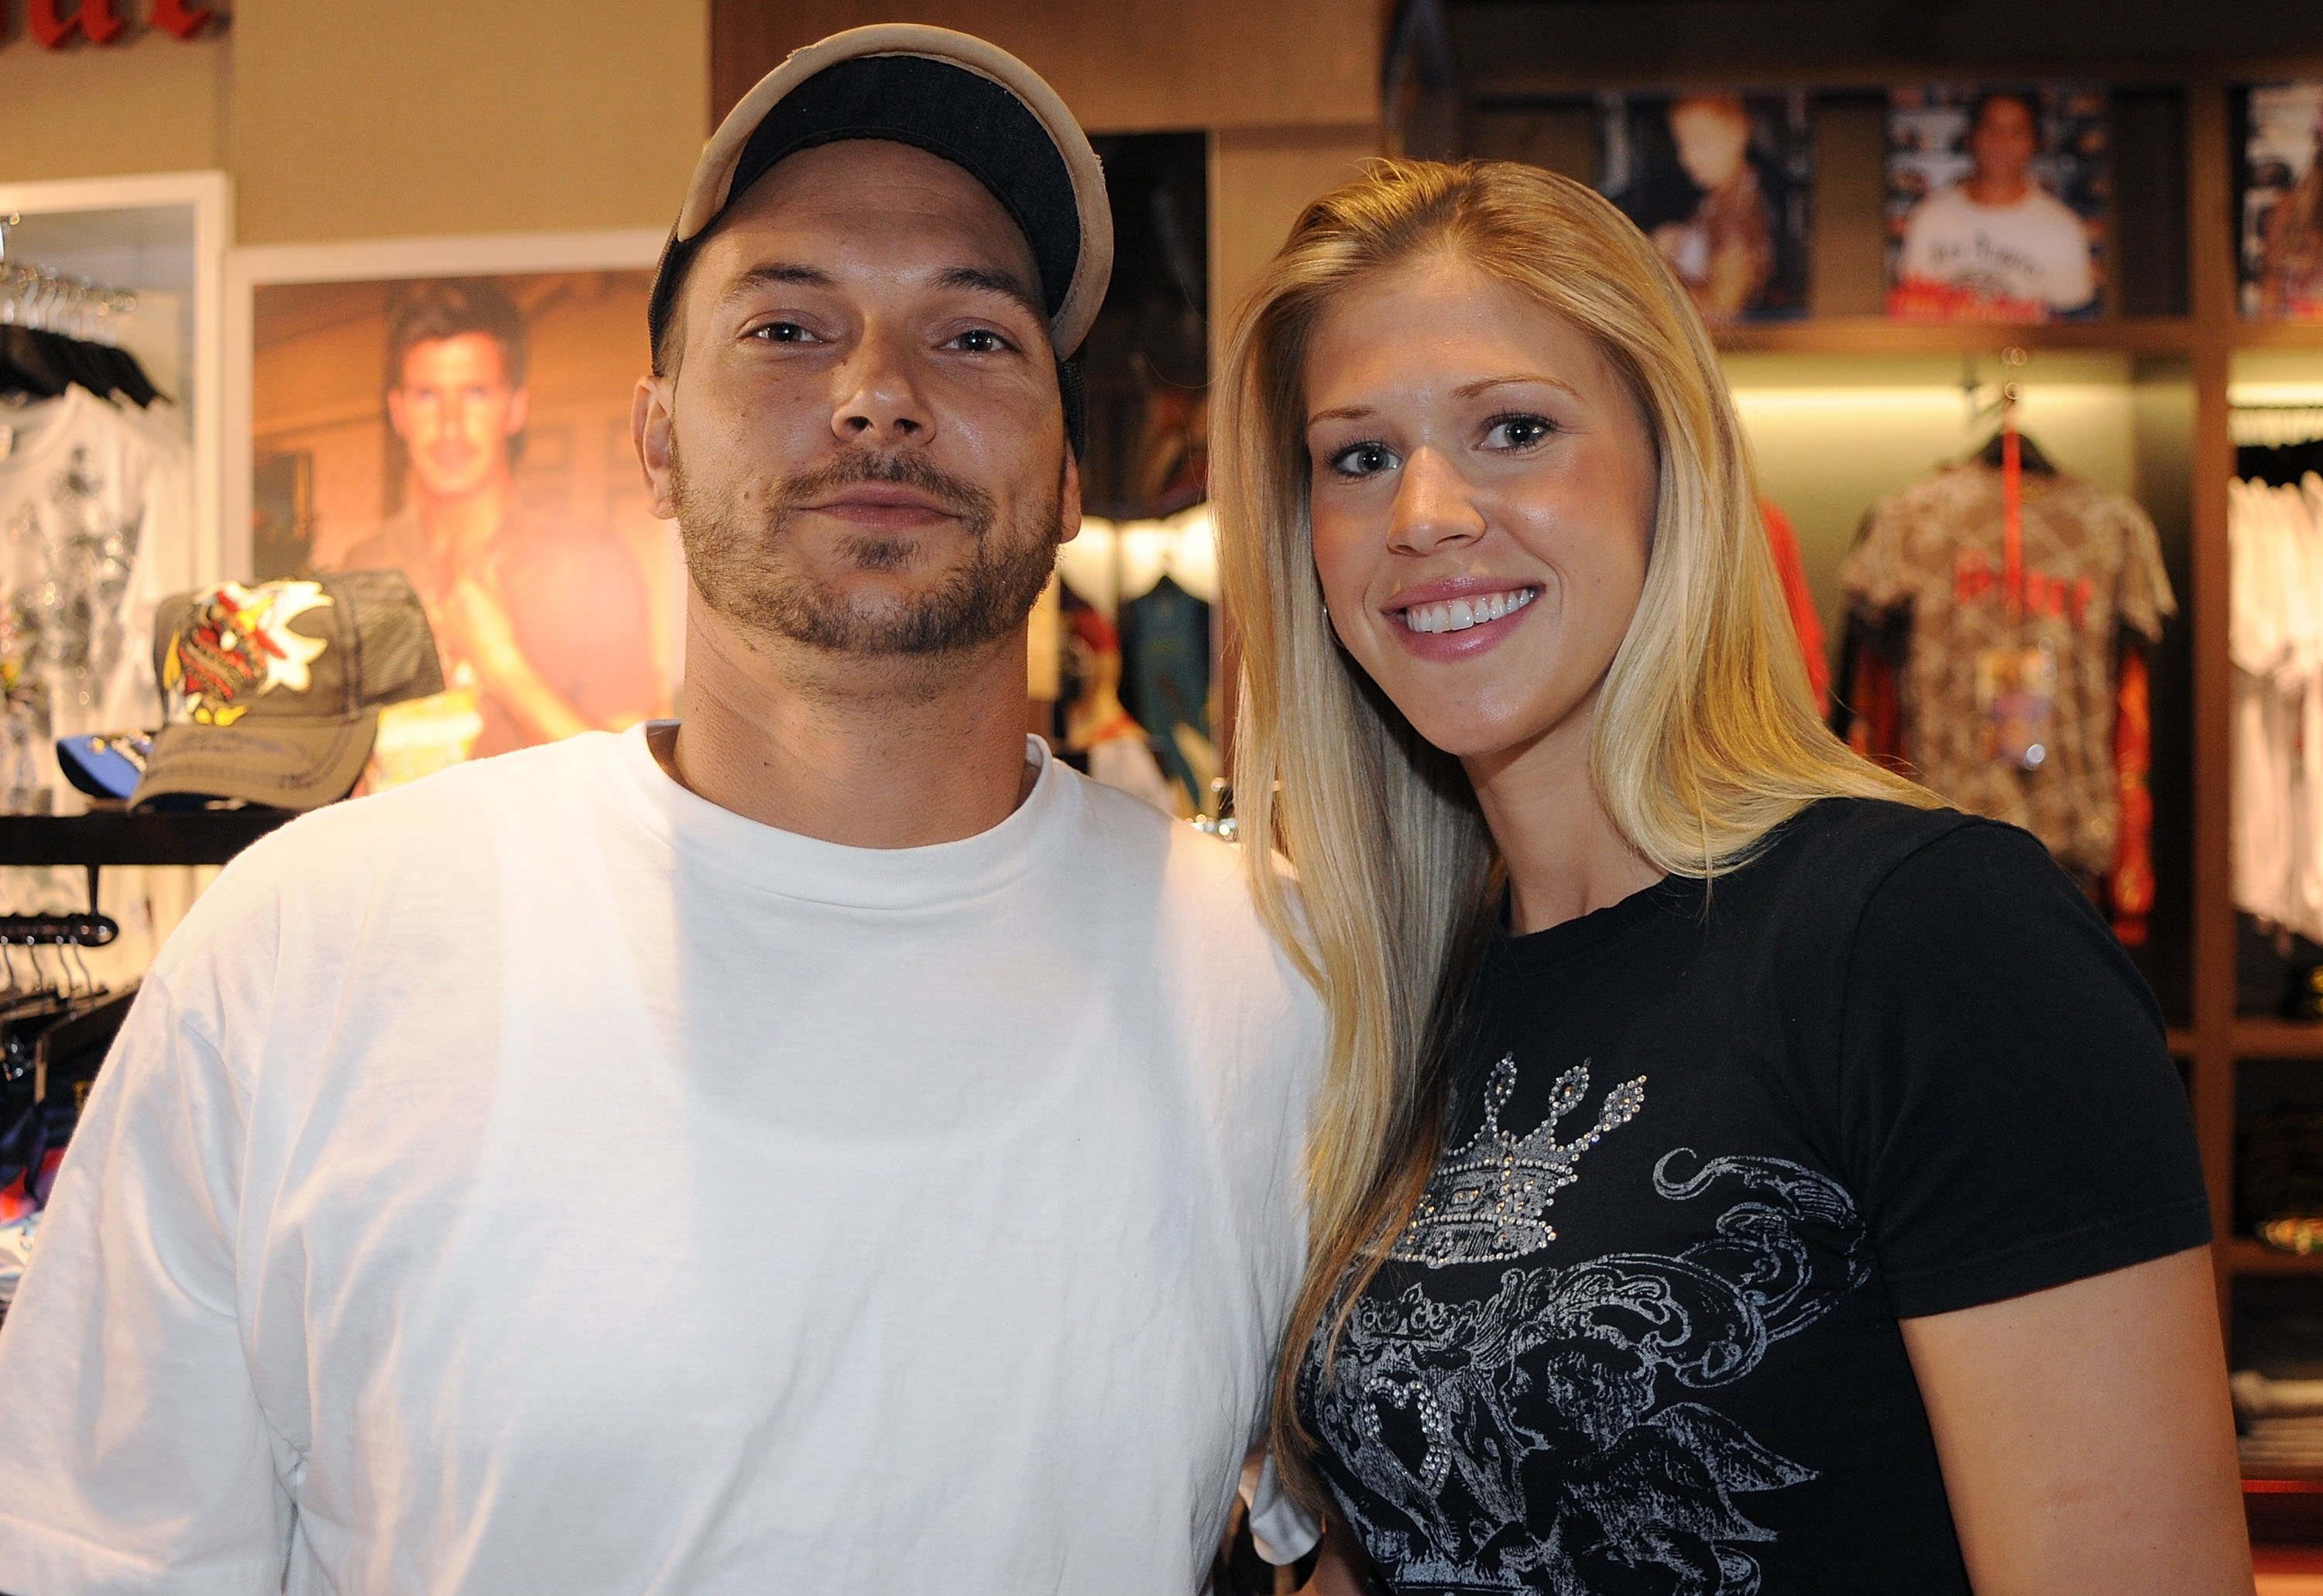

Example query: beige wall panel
[228,0,709,243]
[711,0,1379,133]
[0,32,227,181]
[1208,124,1380,372]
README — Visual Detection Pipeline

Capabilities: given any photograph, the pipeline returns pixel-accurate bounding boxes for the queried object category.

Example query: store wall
[0,22,228,181]
[0,0,711,242]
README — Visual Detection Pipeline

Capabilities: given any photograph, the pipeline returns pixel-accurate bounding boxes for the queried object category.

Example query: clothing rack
[0,213,139,343]
[2232,402,2323,453]
[0,211,160,407]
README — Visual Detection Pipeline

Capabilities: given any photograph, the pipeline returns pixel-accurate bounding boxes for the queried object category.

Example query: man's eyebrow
[935,265,1046,324]
[719,261,836,307]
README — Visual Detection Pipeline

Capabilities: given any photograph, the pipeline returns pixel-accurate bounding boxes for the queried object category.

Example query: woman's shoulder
[1752,795,1992,895]
[1762,798,2151,1029]
[1735,798,2088,966]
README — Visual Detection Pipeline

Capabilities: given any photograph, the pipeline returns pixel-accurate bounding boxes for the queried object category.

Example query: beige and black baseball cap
[647,25,1114,369]
[131,571,445,812]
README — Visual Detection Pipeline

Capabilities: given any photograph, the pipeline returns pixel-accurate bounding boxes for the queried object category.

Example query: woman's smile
[1385,578,1544,659]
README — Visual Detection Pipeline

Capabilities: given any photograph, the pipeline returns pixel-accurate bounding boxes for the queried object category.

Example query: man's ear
[386,386,411,441]
[633,376,679,520]
[505,385,532,438]
[1058,447,1083,547]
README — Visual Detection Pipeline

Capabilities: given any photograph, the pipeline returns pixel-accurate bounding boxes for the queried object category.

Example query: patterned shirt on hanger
[1839,462,2174,879]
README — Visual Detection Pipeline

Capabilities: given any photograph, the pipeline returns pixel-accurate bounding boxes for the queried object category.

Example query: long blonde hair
[1213,159,1933,1498]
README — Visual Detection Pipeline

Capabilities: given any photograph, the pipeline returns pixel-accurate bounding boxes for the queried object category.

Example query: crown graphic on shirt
[1389,1055,1647,1268]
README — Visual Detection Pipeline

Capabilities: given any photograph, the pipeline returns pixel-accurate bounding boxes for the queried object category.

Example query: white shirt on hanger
[0,383,193,781]
[0,726,1325,1596]
[1058,502,1219,616]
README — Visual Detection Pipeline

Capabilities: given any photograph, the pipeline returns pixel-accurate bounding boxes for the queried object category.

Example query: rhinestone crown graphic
[1391,1055,1647,1268]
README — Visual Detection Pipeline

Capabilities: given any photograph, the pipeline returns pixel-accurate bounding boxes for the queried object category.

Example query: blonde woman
[1216,160,2249,1594]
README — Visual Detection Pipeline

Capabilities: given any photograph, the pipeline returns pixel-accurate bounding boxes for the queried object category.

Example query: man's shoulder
[337,508,426,575]
[1055,764,1320,1014]
[499,506,647,576]
[186,735,624,922]
[2018,186,2089,235]
[1060,764,1244,896]
[1906,186,1976,228]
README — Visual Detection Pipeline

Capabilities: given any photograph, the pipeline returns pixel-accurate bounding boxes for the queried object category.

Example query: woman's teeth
[1399,588,1537,635]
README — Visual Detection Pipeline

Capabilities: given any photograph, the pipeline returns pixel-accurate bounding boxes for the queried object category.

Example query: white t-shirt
[0,727,1325,1595]
[0,383,194,800]
[1896,184,2096,311]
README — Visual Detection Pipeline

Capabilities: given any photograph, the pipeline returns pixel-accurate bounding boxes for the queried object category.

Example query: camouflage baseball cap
[131,570,444,811]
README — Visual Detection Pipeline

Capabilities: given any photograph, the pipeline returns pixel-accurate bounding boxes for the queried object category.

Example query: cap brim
[56,735,151,801]
[130,715,378,812]
[675,24,1113,356]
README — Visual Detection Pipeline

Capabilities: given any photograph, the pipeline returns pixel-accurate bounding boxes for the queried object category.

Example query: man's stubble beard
[672,443,1064,658]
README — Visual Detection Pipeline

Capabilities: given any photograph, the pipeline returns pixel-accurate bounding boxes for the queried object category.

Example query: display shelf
[2231,322,2323,352]
[2235,1022,2323,1061]
[2245,1477,2323,1545]
[1712,317,2198,358]
[2224,1239,2323,1278]
[0,811,294,870]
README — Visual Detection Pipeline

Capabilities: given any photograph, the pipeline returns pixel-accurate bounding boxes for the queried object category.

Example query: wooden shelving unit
[1671,82,2293,1333]
[1683,83,2315,1333]
[2224,1240,2323,1279]
[1714,316,2205,358]
[1472,63,2323,1503]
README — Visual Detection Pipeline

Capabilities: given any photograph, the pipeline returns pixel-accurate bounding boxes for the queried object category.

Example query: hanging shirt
[1761,499,1829,709]
[0,726,1325,1596]
[1838,462,2174,880]
[1119,574,1213,810]
[1299,800,2208,1594]
[1896,185,2097,314]
[0,383,194,808]
[2229,474,2323,943]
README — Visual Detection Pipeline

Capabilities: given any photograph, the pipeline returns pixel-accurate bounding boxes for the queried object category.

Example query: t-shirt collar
[601,722,1071,910]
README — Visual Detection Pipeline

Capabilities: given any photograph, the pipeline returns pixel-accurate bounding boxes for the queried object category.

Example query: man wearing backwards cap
[0,26,1323,1595]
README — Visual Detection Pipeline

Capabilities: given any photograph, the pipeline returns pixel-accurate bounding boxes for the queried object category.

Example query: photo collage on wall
[1885,84,2109,323]
[2241,82,2323,320]
[1597,91,1813,324]
[1584,83,2114,324]
[251,269,682,791]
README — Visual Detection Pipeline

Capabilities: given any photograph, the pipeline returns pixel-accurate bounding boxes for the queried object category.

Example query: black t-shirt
[1297,798,2210,1594]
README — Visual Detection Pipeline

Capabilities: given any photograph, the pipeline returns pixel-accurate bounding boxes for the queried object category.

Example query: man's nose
[833,325,933,448]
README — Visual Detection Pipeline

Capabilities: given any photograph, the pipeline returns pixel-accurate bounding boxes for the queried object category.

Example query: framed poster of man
[235,234,681,788]
[2242,83,2323,320]
[1886,85,2109,322]
[1597,91,1812,324]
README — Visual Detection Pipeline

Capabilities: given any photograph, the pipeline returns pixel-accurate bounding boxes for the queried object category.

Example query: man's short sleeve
[1833,821,2210,1320]
[0,978,290,1595]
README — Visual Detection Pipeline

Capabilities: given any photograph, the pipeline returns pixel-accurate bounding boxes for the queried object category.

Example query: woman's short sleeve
[1834,820,2210,1320]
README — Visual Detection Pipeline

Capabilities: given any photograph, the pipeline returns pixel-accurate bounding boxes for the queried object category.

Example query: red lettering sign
[149,0,214,39]
[29,0,126,47]
[19,0,214,47]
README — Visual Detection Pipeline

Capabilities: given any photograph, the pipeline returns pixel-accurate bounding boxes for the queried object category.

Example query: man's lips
[805,486,952,513]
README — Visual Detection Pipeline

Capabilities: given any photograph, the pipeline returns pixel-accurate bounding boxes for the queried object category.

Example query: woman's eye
[1484,413,1556,451]
[951,328,1008,353]
[750,321,815,344]
[1328,441,1398,478]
